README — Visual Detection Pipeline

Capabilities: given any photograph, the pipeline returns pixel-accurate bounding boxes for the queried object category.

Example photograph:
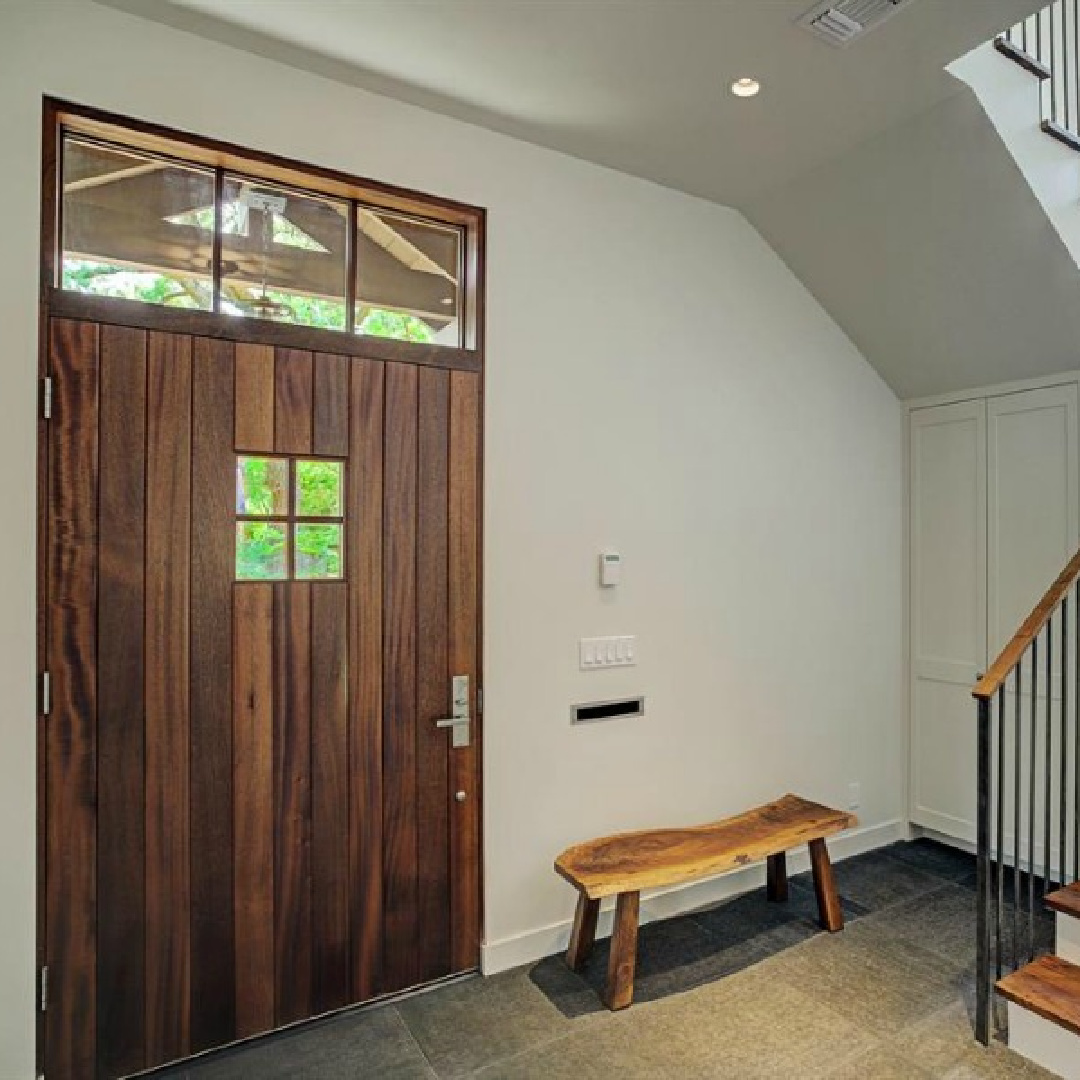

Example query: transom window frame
[41,98,486,373]
[235,454,347,583]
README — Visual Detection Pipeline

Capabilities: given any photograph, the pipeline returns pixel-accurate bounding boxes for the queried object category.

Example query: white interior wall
[0,3,905,1076]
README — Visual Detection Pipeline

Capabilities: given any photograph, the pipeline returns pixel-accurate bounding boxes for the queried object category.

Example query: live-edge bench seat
[553,793,856,1010]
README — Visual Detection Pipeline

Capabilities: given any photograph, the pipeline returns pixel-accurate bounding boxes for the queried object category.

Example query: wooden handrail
[973,547,1080,700]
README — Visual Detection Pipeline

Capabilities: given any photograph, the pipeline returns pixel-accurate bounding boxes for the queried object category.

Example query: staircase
[973,549,1080,1073]
[997,885,1080,1078]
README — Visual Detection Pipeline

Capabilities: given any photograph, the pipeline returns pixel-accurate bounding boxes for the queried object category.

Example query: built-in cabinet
[910,382,1079,843]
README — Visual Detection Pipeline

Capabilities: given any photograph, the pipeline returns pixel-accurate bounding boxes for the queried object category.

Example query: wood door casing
[44,318,482,1079]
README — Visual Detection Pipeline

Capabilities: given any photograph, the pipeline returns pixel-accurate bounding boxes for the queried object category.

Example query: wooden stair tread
[554,794,855,900]
[997,956,1080,1037]
[1046,882,1080,920]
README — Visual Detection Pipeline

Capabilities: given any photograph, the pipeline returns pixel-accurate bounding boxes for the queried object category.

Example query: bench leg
[604,891,640,1011]
[766,852,788,902]
[566,893,600,971]
[809,838,844,932]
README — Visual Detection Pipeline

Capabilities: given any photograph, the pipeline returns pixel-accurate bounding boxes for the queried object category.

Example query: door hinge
[477,688,483,714]
[39,965,48,1012]
[40,672,51,717]
[41,377,52,421]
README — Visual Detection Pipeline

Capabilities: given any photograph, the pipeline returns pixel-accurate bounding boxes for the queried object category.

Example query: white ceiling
[102,0,1044,208]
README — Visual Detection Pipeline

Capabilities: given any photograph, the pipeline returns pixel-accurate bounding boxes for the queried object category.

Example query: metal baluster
[1061,597,1069,890]
[1030,637,1038,960]
[1074,0,1080,143]
[1022,12,1028,56]
[996,683,1006,980]
[1052,1,1059,128]
[976,694,993,1046]
[1046,618,1054,895]
[1014,661,1023,966]
[1076,581,1080,883]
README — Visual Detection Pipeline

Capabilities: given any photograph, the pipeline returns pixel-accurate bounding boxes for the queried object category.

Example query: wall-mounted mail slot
[572,696,645,724]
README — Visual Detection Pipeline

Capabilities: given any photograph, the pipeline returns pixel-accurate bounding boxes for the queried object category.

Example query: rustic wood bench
[553,793,856,1010]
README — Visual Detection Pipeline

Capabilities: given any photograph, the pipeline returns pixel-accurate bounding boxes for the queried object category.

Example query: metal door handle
[435,715,471,748]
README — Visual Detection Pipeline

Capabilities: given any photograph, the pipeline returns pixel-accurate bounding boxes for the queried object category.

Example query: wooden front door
[42,318,482,1079]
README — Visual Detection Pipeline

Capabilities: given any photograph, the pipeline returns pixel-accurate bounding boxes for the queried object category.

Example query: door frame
[36,97,487,1076]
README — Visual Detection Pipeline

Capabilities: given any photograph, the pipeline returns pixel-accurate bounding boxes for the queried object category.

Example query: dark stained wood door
[42,318,482,1079]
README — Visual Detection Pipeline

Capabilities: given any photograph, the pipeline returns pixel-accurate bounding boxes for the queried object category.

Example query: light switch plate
[580,635,636,669]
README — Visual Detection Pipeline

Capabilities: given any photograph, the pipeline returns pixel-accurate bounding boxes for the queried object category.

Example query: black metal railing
[997,0,1080,151]
[973,550,1080,1044]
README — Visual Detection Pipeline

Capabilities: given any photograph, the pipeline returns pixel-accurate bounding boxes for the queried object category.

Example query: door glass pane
[295,523,343,580]
[236,457,290,516]
[355,208,462,346]
[236,522,288,580]
[296,459,343,517]
[220,175,348,329]
[61,135,215,308]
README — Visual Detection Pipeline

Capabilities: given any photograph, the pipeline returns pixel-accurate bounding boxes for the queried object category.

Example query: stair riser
[1060,911,1080,965]
[1007,1001,1080,1079]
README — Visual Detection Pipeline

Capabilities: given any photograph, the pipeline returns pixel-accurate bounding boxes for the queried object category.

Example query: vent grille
[798,0,914,47]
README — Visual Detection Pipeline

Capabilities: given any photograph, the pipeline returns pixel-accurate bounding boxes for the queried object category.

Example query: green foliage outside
[63,258,435,342]
[236,458,342,580]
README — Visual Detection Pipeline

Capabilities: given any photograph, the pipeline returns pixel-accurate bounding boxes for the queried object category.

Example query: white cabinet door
[910,400,987,842]
[988,385,1079,660]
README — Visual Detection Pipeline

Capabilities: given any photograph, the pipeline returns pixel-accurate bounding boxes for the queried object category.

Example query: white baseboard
[480,817,907,975]
[1007,1000,1080,1080]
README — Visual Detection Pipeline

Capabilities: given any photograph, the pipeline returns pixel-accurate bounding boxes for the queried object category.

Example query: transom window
[57,130,467,346]
[236,457,344,581]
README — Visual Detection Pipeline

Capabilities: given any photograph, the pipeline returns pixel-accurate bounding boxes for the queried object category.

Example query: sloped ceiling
[746,84,1080,399]
[101,0,1041,208]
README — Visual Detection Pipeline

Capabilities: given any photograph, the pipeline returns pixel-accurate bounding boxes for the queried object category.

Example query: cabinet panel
[910,400,986,841]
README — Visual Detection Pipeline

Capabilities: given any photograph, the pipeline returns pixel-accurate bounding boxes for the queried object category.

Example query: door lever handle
[435,715,471,748]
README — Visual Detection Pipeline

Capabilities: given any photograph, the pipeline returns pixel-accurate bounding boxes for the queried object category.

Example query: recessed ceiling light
[731,77,761,98]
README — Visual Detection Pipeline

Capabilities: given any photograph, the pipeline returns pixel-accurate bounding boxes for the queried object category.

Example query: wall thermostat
[599,550,621,587]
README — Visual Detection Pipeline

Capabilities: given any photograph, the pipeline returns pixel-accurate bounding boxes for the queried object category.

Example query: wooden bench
[553,793,856,1010]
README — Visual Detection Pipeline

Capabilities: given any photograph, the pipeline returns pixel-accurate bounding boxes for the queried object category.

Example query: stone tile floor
[155,840,1062,1079]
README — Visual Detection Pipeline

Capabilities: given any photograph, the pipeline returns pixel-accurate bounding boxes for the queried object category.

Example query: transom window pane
[236,456,290,516]
[296,460,343,517]
[355,208,463,347]
[61,135,215,309]
[220,175,348,329]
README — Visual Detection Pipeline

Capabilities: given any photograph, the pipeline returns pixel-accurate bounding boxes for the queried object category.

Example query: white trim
[479,819,907,975]
[905,369,1080,412]
[1057,910,1080,965]
[1007,999,1080,1079]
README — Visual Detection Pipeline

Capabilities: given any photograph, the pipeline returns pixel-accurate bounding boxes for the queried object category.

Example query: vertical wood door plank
[234,344,275,452]
[189,338,237,1052]
[46,318,100,1080]
[382,362,420,993]
[349,359,385,1001]
[311,583,350,1012]
[273,582,313,1024]
[145,332,193,1064]
[233,585,275,1038]
[416,367,451,982]
[274,349,314,456]
[314,352,350,458]
[448,371,481,973]
[96,324,147,1079]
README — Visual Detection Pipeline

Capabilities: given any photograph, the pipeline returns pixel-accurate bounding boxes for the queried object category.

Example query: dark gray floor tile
[884,839,977,883]
[397,968,583,1078]
[796,847,947,914]
[153,1005,434,1079]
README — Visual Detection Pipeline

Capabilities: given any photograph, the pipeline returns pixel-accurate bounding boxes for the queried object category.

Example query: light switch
[580,636,637,669]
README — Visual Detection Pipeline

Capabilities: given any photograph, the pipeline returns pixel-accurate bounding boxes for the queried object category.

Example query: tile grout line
[389,1004,442,1079]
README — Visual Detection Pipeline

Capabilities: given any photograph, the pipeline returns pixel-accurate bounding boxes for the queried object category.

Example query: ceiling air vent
[798,0,915,47]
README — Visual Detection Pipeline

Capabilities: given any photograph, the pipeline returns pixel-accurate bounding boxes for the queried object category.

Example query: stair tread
[1046,882,1080,919]
[997,956,1080,1037]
